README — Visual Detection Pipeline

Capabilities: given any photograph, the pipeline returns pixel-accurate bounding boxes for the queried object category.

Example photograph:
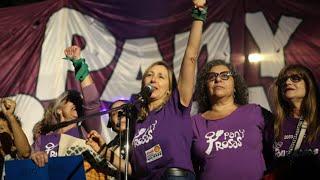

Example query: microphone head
[145,84,154,91]
[142,84,154,98]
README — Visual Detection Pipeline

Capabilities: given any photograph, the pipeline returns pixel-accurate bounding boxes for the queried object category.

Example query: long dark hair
[271,64,320,143]
[194,60,248,113]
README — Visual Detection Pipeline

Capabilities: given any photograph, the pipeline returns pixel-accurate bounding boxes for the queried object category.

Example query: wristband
[63,57,89,81]
[192,6,208,22]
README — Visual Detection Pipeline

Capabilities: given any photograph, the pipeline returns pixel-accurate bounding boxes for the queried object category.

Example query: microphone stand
[111,102,138,180]
[122,104,134,180]
[117,112,123,180]
[108,98,141,180]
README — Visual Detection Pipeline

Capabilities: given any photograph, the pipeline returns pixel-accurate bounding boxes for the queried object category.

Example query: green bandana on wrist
[191,6,208,22]
[63,57,89,81]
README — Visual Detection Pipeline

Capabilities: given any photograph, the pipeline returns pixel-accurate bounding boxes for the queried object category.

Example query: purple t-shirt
[35,127,81,157]
[33,83,101,156]
[130,89,194,179]
[273,116,320,158]
[192,104,266,180]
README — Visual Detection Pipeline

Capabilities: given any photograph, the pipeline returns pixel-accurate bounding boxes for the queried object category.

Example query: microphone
[138,84,154,101]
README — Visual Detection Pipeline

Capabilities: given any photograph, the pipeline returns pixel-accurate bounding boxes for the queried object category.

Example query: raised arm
[178,0,207,107]
[1,99,31,158]
[64,46,102,133]
[64,46,94,88]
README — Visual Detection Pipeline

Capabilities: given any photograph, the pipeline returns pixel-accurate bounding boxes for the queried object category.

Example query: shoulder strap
[294,120,308,151]
[287,116,307,155]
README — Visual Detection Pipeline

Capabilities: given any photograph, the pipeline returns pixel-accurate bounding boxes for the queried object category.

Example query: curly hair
[194,60,249,113]
[271,64,320,143]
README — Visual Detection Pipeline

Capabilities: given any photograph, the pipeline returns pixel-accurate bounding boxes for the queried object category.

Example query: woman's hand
[0,98,16,118]
[86,130,106,152]
[64,45,81,60]
[31,151,48,167]
[193,0,206,8]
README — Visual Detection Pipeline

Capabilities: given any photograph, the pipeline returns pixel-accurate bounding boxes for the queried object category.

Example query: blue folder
[5,155,86,180]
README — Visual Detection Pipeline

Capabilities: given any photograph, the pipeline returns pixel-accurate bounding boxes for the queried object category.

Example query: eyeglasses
[207,71,233,81]
[277,74,303,85]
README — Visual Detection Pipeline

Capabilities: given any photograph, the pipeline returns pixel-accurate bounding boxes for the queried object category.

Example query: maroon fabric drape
[0,0,319,101]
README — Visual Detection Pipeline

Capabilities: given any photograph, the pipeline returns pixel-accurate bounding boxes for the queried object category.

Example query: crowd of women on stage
[1,0,319,179]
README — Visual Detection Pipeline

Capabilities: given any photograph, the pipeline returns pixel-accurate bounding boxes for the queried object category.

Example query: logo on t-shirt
[145,144,163,163]
[205,129,245,155]
[273,138,319,157]
[132,120,158,148]
[45,142,58,157]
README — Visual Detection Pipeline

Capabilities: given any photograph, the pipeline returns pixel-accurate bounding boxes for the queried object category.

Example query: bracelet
[63,57,89,81]
[191,6,208,22]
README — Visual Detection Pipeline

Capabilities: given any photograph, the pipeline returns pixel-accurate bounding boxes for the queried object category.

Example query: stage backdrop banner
[0,0,319,143]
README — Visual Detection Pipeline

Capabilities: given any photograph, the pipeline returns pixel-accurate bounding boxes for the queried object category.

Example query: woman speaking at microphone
[86,0,206,179]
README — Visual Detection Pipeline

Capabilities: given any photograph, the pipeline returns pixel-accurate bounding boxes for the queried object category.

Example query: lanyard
[287,116,307,155]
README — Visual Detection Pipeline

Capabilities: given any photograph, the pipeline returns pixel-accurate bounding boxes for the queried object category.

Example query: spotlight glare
[248,53,263,63]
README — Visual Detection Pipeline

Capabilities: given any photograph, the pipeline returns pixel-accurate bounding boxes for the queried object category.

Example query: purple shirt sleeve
[169,88,192,116]
[81,83,102,133]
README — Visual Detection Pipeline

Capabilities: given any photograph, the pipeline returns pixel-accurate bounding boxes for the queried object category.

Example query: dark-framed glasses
[207,71,233,81]
[277,73,303,85]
